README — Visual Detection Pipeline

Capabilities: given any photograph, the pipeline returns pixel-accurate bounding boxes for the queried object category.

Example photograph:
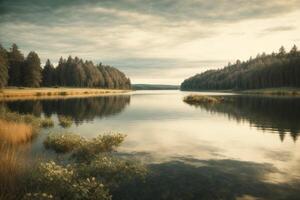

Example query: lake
[2,90,300,200]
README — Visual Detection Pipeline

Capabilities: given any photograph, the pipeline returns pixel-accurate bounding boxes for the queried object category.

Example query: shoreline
[180,87,300,96]
[0,87,131,101]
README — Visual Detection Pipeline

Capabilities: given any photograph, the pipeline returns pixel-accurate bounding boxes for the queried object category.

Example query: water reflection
[114,157,300,200]
[184,95,300,142]
[3,95,130,124]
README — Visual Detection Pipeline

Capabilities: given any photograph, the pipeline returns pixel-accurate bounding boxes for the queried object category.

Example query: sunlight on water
[2,90,300,199]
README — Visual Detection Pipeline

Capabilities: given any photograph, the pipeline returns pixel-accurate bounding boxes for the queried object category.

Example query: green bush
[58,115,73,128]
[40,118,54,128]
[72,134,125,162]
[24,133,147,200]
[26,161,111,200]
[44,133,84,153]
[183,95,223,105]
[78,155,147,188]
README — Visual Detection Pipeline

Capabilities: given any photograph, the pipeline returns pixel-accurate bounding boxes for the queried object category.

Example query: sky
[1,0,300,84]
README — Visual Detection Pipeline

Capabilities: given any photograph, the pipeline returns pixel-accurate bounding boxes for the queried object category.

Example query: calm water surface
[3,90,300,199]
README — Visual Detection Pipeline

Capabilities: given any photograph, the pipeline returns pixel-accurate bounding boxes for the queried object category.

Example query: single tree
[42,59,56,86]
[23,51,42,87]
[8,44,25,86]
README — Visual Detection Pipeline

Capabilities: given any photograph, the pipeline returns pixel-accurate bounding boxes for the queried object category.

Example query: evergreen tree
[181,45,300,91]
[0,45,9,88]
[23,51,42,87]
[42,59,55,86]
[278,46,286,56]
[8,44,25,86]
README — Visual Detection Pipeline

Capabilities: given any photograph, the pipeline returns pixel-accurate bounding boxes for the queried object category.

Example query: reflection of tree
[5,95,130,124]
[185,96,300,142]
[114,158,300,200]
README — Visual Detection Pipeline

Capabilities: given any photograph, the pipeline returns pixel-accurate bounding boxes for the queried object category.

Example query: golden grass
[0,144,29,200]
[0,120,33,145]
[0,87,130,101]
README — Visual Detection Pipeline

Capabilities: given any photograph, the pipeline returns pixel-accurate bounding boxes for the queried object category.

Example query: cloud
[263,26,296,33]
[1,0,300,84]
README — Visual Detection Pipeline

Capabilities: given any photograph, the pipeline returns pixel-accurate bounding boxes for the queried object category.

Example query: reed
[0,144,29,200]
[0,120,34,145]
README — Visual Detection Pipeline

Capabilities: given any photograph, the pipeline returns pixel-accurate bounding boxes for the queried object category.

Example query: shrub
[78,155,147,188]
[183,95,223,105]
[22,192,54,200]
[26,161,111,200]
[58,116,73,128]
[44,133,84,153]
[72,134,125,162]
[40,118,54,128]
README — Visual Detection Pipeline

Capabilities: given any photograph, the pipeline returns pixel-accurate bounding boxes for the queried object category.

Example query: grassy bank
[0,87,130,100]
[181,87,300,96]
[238,87,300,96]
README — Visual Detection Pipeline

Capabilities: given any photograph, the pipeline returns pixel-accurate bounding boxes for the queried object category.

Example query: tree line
[181,45,300,90]
[0,44,131,89]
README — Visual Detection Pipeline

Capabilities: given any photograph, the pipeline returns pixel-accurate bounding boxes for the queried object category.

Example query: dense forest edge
[181,45,300,92]
[0,44,131,90]
[132,84,179,90]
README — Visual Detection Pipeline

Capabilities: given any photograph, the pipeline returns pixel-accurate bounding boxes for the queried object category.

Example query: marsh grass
[24,133,146,200]
[183,95,224,105]
[40,118,54,128]
[0,120,33,144]
[58,115,73,128]
[0,144,30,200]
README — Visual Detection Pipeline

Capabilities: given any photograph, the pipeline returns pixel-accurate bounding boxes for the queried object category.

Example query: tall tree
[23,51,42,87]
[8,44,25,86]
[0,45,9,88]
[42,59,56,86]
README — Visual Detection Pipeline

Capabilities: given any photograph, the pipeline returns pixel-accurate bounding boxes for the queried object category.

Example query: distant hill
[181,45,300,91]
[132,84,179,90]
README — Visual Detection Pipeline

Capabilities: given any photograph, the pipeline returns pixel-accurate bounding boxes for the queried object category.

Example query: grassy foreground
[0,87,130,100]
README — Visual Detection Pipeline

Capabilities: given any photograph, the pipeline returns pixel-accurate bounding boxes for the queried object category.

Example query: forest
[0,44,131,89]
[181,45,300,91]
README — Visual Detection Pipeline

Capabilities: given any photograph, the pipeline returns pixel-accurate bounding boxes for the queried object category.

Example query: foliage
[0,45,9,88]
[26,161,111,200]
[44,133,84,153]
[77,155,147,188]
[0,43,131,89]
[24,133,146,200]
[7,44,24,86]
[23,51,42,87]
[40,118,54,128]
[72,134,126,162]
[183,95,223,104]
[43,132,125,161]
[181,45,300,91]
[58,115,73,128]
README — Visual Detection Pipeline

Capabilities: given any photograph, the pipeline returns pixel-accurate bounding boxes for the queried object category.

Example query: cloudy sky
[1,0,300,84]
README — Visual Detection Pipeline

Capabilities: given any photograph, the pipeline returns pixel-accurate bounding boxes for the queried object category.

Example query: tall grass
[0,144,29,200]
[0,120,33,144]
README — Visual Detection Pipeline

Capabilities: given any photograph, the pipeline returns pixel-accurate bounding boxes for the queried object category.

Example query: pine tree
[23,51,42,87]
[0,45,9,88]
[8,44,25,86]
[42,59,55,86]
